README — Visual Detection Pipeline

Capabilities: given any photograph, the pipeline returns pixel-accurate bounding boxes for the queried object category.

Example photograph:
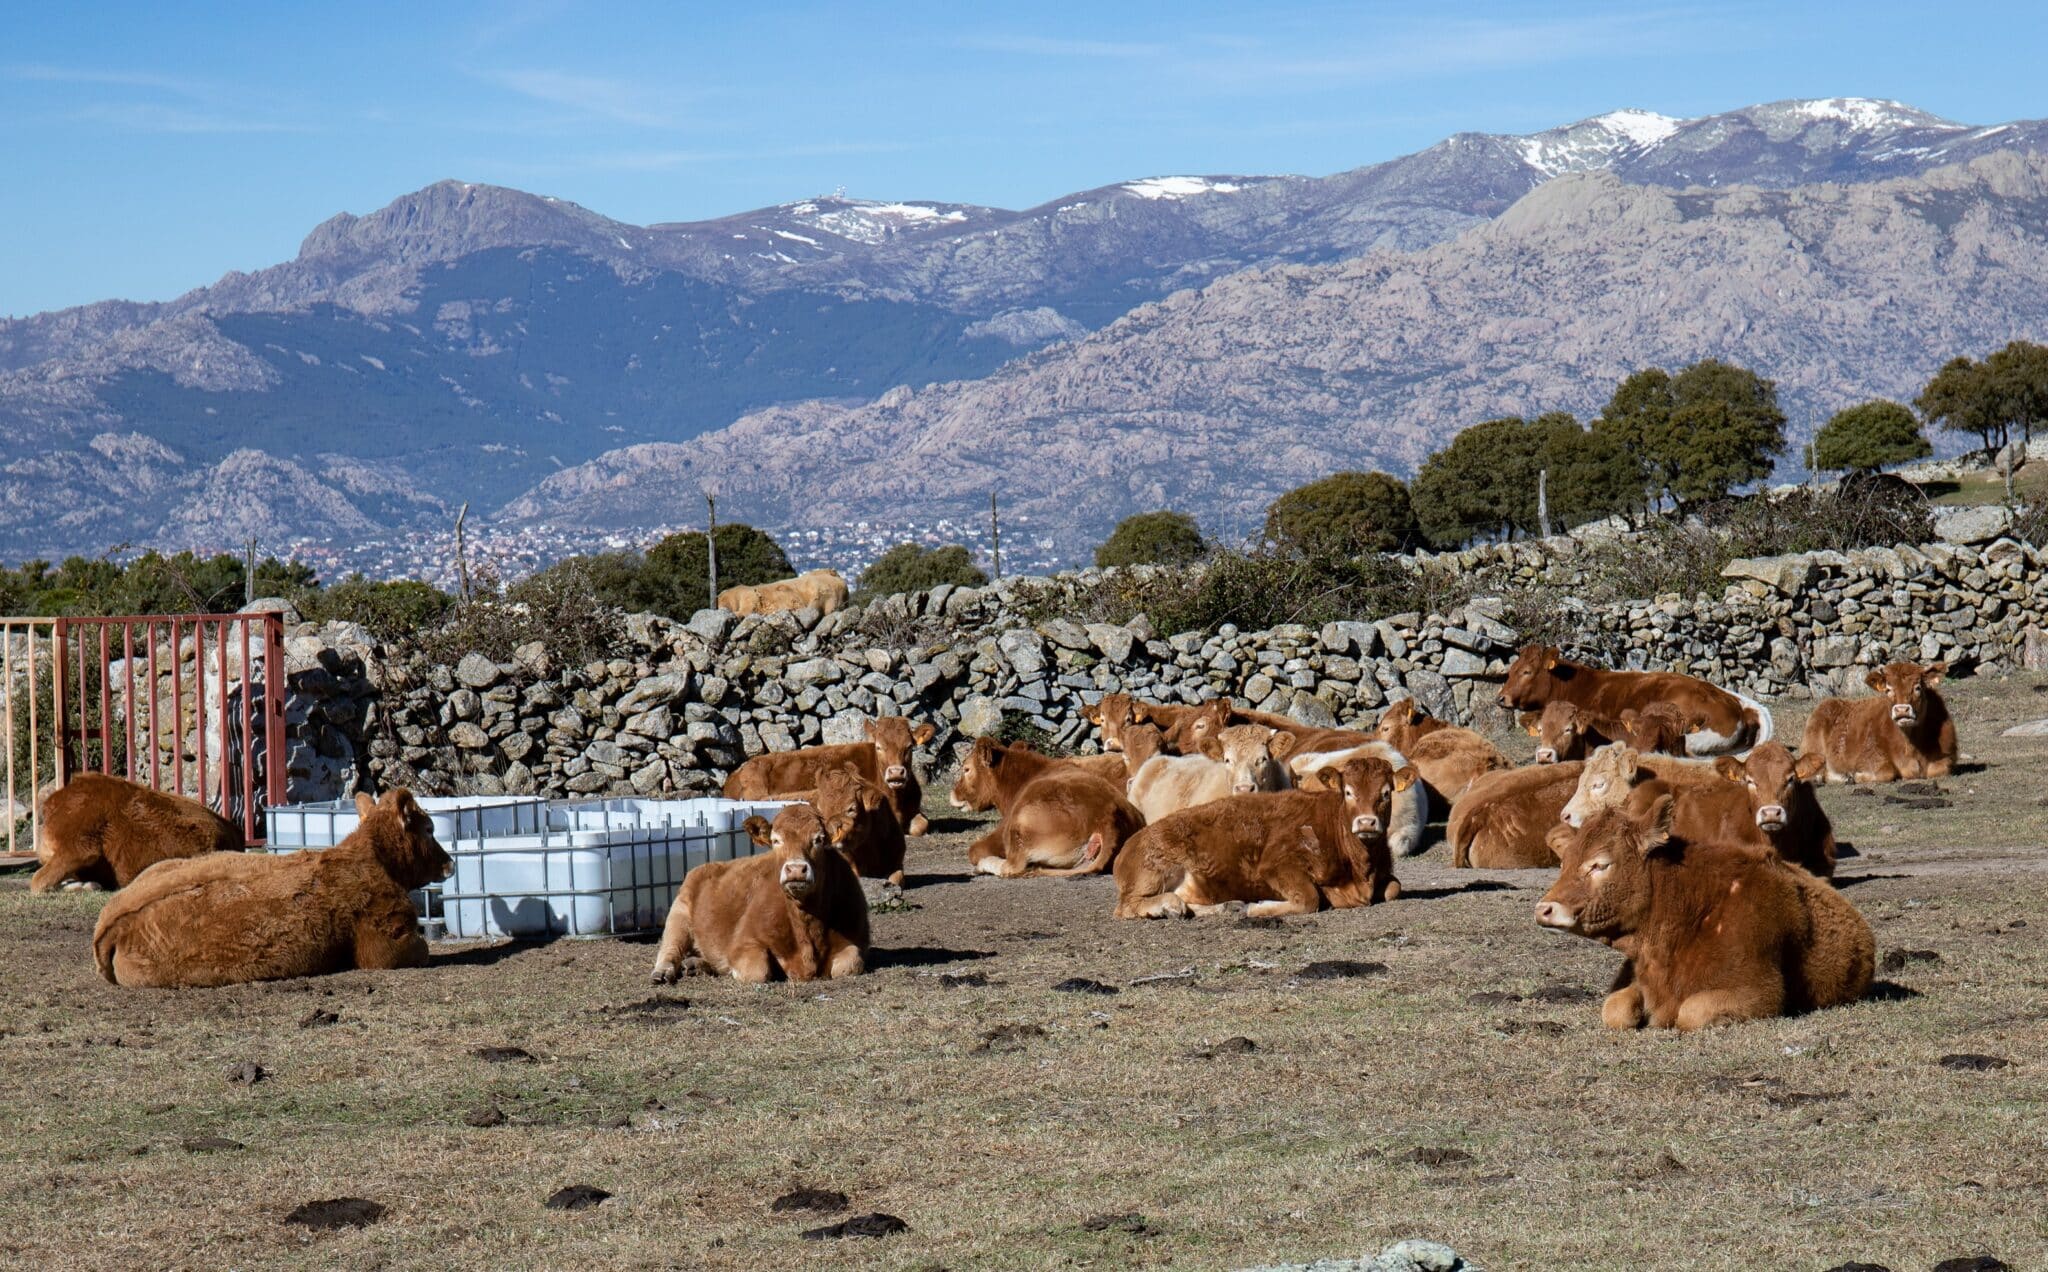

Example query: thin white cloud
[470,67,708,129]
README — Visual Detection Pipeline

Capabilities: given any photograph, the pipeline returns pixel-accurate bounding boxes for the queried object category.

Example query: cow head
[809,764,890,849]
[865,716,935,791]
[1560,742,1652,828]
[1535,785,1675,940]
[1141,699,1229,754]
[354,789,453,890]
[1497,644,1569,711]
[1618,703,1697,755]
[1528,700,1598,764]
[1713,742,1824,837]
[1200,724,1299,795]
[1864,661,1945,732]
[1375,700,1429,749]
[949,738,1007,812]
[1081,696,1146,753]
[1333,756,1417,842]
[743,804,837,903]
[1120,723,1168,778]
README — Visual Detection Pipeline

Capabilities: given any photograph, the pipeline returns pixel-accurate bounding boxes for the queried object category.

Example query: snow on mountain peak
[1593,109,1681,147]
[1121,176,1245,200]
[780,198,972,245]
[1516,109,1680,177]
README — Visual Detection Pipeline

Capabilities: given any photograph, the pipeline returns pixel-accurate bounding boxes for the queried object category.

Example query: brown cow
[1113,757,1411,918]
[1287,740,1430,857]
[716,569,850,617]
[1126,724,1297,823]
[807,765,906,887]
[1535,786,1874,1030]
[1081,693,1146,752]
[1616,703,1702,757]
[1395,725,1508,808]
[1523,701,1613,765]
[1375,700,1453,753]
[93,790,450,988]
[1801,661,1958,783]
[650,803,867,984]
[1562,743,1835,877]
[1497,644,1761,755]
[1446,761,1584,868]
[724,715,936,835]
[32,773,244,893]
[950,738,1144,877]
[1143,697,1369,757]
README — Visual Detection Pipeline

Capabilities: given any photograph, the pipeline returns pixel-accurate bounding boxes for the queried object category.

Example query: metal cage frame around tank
[264,795,789,940]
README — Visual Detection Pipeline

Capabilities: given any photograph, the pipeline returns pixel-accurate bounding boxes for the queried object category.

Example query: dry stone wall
[272,537,2048,802]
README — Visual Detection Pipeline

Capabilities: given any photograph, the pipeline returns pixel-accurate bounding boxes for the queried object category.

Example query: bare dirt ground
[3,678,2047,1270]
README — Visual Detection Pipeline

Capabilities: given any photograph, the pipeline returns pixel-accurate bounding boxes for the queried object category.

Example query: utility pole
[453,502,472,601]
[705,490,719,610]
[1536,469,1550,539]
[989,492,1001,580]
[244,537,256,607]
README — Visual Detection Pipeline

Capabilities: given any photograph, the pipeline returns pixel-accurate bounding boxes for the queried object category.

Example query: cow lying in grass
[1562,742,1836,877]
[1801,661,1958,783]
[1370,705,1507,807]
[806,765,907,887]
[1114,756,1411,918]
[651,803,868,984]
[1288,741,1430,857]
[1498,644,1765,756]
[32,773,243,894]
[1447,761,1584,868]
[1126,724,1297,823]
[1536,785,1873,1030]
[725,715,936,834]
[93,790,450,988]
[950,738,1144,877]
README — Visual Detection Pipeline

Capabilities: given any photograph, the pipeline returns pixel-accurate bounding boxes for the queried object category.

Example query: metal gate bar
[2,619,59,860]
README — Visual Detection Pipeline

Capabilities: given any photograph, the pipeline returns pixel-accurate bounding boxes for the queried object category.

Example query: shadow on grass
[1864,980,1923,1003]
[1832,873,1911,890]
[431,941,547,966]
[1400,879,1526,901]
[905,870,973,889]
[918,816,985,836]
[869,946,996,970]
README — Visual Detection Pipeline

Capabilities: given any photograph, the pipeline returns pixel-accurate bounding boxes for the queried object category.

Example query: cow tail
[92,909,124,984]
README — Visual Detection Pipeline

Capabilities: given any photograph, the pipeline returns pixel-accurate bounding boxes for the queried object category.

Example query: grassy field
[1921,458,2048,507]
[3,679,2047,1270]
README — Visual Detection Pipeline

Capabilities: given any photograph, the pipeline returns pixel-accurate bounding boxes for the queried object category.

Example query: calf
[807,765,906,887]
[1497,644,1764,756]
[1138,697,1368,757]
[1396,725,1508,808]
[650,803,868,984]
[1446,762,1584,868]
[1534,786,1874,1030]
[1617,703,1702,757]
[33,772,244,893]
[1375,700,1453,753]
[1114,757,1410,918]
[1562,742,1835,876]
[1801,661,1958,783]
[1288,741,1430,857]
[93,790,451,988]
[1127,724,1297,823]
[1081,693,1146,752]
[950,738,1144,877]
[724,715,937,834]
[1524,701,1613,765]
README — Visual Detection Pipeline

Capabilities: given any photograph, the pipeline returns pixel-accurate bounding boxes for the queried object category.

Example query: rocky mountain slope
[2,98,2045,558]
[507,152,2048,557]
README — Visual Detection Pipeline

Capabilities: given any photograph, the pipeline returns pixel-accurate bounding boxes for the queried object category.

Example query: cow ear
[1131,702,1154,723]
[1794,751,1826,781]
[1270,730,1299,760]
[1518,711,1540,735]
[862,718,879,740]
[1392,765,1419,793]
[1713,757,1745,782]
[1080,702,1101,725]
[1638,792,1677,854]
[1197,734,1224,761]
[1544,821,1576,857]
[1542,648,1560,670]
[1864,668,1887,692]
[826,816,855,846]
[912,721,936,745]
[1923,663,1946,685]
[742,816,773,846]
[355,792,377,817]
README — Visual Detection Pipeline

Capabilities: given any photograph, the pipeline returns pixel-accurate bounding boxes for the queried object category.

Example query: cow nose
[1756,805,1786,828]
[1534,747,1557,764]
[1890,705,1914,721]
[883,765,909,786]
[1561,808,1583,828]
[1495,693,1512,708]
[439,859,455,882]
[1534,900,1571,928]
[1351,814,1381,835]
[1233,782,1256,794]
[780,860,812,884]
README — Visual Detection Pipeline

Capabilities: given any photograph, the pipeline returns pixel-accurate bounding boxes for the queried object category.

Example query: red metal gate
[51,614,286,845]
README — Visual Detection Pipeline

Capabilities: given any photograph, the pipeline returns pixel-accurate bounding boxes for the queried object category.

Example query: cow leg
[650,896,697,984]
[907,814,930,837]
[1034,831,1110,878]
[1116,892,1188,920]
[1244,872,1321,919]
[1373,873,1402,903]
[727,944,776,983]
[825,940,865,979]
[1602,985,1647,1030]
[967,828,1011,876]
[29,845,98,894]
[1674,981,1783,1031]
[353,916,430,971]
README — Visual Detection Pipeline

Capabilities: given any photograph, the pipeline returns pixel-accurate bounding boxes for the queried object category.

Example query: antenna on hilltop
[833,184,847,200]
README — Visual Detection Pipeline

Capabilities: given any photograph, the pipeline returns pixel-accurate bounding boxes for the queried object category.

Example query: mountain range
[4,97,2046,562]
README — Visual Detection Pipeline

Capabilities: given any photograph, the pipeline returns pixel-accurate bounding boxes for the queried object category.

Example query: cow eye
[1592,779,1607,792]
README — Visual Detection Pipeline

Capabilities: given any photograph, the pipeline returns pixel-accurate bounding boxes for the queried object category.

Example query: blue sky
[5,0,2047,317]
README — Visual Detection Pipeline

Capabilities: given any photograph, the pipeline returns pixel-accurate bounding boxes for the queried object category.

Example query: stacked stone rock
[249,537,2047,803]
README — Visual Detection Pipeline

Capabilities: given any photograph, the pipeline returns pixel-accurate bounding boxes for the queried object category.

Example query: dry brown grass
[4,680,2048,1269]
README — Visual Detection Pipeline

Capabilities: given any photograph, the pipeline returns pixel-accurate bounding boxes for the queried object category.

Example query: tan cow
[650,803,868,984]
[1561,742,1834,877]
[1535,786,1873,1030]
[717,569,850,617]
[1082,693,1148,752]
[1446,761,1584,868]
[1616,703,1703,757]
[32,773,244,893]
[1113,757,1411,918]
[724,715,936,834]
[807,765,906,887]
[1126,724,1298,823]
[950,738,1145,877]
[93,790,450,988]
[1393,724,1508,808]
[1288,740,1430,857]
[1800,661,1958,783]
[1374,700,1453,752]
[1141,697,1369,757]
[1523,701,1613,765]
[1497,644,1765,756]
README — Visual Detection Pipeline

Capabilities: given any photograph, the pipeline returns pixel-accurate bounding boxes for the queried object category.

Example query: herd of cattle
[25,642,1962,1034]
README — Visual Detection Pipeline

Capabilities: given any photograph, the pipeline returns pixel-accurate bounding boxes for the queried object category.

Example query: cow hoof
[61,880,102,892]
